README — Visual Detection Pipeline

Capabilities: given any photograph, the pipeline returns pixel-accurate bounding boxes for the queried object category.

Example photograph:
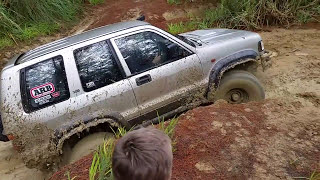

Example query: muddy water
[0,142,45,180]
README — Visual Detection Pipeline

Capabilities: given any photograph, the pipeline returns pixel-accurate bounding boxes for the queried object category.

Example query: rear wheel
[63,132,113,164]
[209,70,265,103]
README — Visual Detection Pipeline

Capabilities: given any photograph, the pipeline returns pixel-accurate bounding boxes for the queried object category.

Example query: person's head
[112,127,173,180]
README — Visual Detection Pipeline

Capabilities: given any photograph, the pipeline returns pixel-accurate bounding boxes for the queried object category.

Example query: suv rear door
[111,30,203,122]
[70,39,139,121]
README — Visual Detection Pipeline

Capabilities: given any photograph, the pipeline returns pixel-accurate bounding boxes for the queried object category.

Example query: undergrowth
[89,0,106,5]
[89,118,179,180]
[0,0,104,49]
[168,0,320,34]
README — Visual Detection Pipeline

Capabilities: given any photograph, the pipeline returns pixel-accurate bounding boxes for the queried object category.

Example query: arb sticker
[30,83,55,99]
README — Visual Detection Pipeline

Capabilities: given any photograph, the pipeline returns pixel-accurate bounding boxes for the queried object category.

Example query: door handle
[136,74,152,86]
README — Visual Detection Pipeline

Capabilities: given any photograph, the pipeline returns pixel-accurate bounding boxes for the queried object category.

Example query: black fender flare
[207,49,259,95]
[53,113,131,152]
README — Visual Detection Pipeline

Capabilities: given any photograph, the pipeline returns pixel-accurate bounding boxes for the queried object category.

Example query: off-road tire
[209,70,265,103]
[63,132,113,164]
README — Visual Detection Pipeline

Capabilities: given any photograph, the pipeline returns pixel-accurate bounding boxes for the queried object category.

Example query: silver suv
[0,20,269,169]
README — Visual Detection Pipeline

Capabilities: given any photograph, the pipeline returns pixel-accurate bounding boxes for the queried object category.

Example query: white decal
[34,94,51,105]
[86,81,95,88]
[30,83,55,99]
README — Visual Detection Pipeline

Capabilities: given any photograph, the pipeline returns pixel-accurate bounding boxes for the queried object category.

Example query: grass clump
[88,0,105,5]
[0,38,14,50]
[0,0,85,49]
[17,22,60,41]
[167,0,181,5]
[89,118,179,180]
[202,0,320,30]
[168,22,197,34]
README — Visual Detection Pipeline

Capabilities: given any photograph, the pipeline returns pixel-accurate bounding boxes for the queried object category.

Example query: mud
[171,100,320,179]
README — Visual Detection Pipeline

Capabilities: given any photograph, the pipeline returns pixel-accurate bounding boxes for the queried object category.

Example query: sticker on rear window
[30,83,55,99]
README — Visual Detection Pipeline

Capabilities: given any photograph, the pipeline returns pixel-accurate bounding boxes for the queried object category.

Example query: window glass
[22,56,70,112]
[115,31,191,74]
[74,41,123,92]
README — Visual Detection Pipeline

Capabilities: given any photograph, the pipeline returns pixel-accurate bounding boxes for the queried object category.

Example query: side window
[74,40,123,92]
[21,56,70,112]
[115,31,191,74]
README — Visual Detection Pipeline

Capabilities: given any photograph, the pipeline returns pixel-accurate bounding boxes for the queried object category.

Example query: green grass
[17,22,60,41]
[0,37,14,50]
[201,0,320,30]
[88,0,105,5]
[89,138,115,180]
[167,0,320,34]
[168,22,197,34]
[167,0,181,5]
[0,0,85,49]
[89,118,179,180]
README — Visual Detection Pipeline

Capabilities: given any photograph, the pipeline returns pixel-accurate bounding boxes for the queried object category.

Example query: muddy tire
[210,70,265,103]
[63,132,113,164]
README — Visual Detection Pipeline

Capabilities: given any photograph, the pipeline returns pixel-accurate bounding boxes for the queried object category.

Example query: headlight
[258,40,264,52]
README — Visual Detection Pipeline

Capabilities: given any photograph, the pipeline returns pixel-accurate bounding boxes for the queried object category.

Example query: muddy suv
[0,20,269,169]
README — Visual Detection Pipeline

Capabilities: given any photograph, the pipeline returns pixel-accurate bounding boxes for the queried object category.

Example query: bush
[88,0,105,5]
[202,0,320,30]
[0,0,84,48]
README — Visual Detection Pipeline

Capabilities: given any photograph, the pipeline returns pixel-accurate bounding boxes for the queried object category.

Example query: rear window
[20,55,70,112]
[73,40,123,92]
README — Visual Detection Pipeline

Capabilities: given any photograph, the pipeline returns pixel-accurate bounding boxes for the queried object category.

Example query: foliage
[167,0,320,34]
[89,138,115,180]
[88,0,105,5]
[0,0,84,49]
[167,0,181,5]
[90,118,179,180]
[202,0,320,30]
[168,22,197,34]
[17,22,60,41]
[156,117,179,139]
[0,37,13,50]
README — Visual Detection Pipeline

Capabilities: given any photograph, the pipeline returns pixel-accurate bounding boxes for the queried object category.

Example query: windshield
[175,35,196,47]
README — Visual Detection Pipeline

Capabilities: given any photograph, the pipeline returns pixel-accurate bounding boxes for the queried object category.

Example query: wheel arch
[53,113,131,153]
[207,49,259,96]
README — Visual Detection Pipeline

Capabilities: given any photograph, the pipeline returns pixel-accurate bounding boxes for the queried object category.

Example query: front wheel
[63,132,114,165]
[209,70,265,103]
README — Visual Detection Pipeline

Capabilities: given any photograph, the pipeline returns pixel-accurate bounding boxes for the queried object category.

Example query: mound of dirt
[49,99,319,180]
[49,154,93,180]
[171,100,319,179]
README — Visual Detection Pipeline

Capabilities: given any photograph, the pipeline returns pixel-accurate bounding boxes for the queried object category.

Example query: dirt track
[0,1,319,179]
